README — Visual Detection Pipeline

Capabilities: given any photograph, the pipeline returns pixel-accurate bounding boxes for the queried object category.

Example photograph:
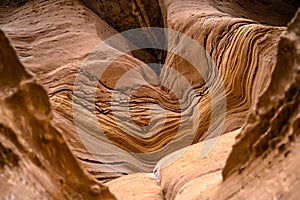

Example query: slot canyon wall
[0,0,299,199]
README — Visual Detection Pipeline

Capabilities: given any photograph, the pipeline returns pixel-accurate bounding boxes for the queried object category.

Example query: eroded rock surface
[0,30,115,199]
[213,8,300,199]
[0,0,299,199]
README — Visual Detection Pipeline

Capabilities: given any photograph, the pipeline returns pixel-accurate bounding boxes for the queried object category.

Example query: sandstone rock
[0,0,299,199]
[0,29,115,199]
[211,8,300,200]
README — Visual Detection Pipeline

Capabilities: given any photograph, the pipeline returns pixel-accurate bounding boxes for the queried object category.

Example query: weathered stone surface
[211,8,300,200]
[106,129,239,200]
[211,0,300,26]
[0,29,116,199]
[0,0,28,7]
[0,0,299,199]
[81,0,166,65]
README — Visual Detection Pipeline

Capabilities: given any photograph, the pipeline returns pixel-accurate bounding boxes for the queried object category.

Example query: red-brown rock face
[0,29,116,199]
[0,0,299,199]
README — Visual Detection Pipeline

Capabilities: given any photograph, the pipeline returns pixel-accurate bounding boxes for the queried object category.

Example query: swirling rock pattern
[212,9,300,199]
[0,0,300,199]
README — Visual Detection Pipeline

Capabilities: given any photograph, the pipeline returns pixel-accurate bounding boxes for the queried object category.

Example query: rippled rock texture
[0,30,115,199]
[0,0,300,199]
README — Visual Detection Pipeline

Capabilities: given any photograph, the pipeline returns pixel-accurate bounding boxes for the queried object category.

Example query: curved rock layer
[0,0,297,180]
[106,7,300,200]
[0,30,115,199]
[212,9,300,199]
[0,0,299,199]
[107,129,240,199]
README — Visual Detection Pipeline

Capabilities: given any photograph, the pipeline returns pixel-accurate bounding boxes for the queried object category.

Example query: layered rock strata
[0,0,299,199]
[212,8,300,199]
[0,29,115,199]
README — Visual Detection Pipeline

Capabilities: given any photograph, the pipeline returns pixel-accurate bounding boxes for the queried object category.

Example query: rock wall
[214,8,300,199]
[0,0,299,199]
[211,0,300,26]
[0,29,115,199]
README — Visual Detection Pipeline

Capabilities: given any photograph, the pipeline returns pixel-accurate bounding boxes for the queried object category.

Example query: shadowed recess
[82,0,167,73]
